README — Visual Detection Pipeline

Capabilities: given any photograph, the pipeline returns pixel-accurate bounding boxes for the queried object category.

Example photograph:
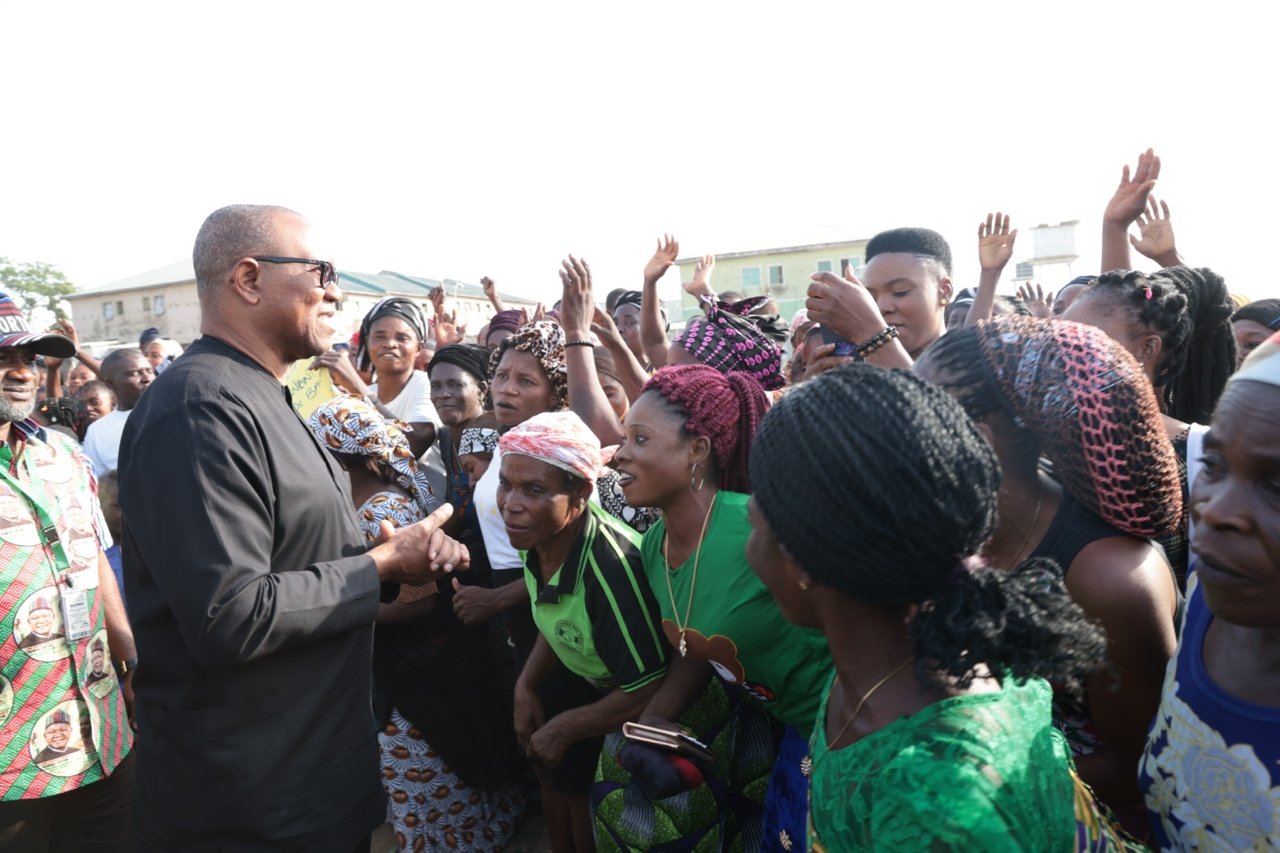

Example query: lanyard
[0,439,73,576]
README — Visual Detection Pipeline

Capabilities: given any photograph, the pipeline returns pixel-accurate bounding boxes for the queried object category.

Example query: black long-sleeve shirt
[119,335,385,850]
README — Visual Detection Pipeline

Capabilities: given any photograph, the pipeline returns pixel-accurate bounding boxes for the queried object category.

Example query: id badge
[60,587,93,642]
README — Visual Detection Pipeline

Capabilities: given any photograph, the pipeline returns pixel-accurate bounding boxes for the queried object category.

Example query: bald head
[193,204,301,300]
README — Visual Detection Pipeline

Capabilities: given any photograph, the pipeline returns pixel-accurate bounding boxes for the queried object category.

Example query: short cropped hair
[192,204,299,297]
[865,227,953,277]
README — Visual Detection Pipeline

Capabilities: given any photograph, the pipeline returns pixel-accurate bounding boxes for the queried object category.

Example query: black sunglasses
[252,256,338,286]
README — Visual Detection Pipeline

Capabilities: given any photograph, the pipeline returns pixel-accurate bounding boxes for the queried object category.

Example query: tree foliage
[0,256,75,322]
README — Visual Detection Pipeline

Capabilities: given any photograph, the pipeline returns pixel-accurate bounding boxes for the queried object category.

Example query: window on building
[103,302,114,320]
[154,295,165,315]
[817,260,833,273]
[741,267,762,289]
[142,296,151,312]
[768,265,784,287]
[839,256,865,277]
[115,300,125,316]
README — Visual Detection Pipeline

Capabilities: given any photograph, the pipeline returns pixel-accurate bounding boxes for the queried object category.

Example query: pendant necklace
[662,491,718,658]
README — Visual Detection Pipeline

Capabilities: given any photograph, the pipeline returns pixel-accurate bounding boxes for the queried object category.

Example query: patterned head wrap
[498,411,614,483]
[612,290,669,329]
[488,310,524,336]
[458,427,499,457]
[489,321,569,410]
[974,316,1182,538]
[1230,331,1280,389]
[356,297,428,373]
[672,296,787,391]
[308,395,436,514]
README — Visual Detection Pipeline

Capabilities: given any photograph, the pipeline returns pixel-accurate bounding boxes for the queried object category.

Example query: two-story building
[673,238,869,323]
[65,260,537,348]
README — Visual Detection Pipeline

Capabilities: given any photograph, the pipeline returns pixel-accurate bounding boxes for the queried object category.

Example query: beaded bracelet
[855,326,898,360]
[564,339,596,348]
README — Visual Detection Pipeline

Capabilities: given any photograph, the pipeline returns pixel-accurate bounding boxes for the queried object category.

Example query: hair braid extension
[918,317,1183,538]
[642,364,769,493]
[750,364,1105,694]
[1088,268,1235,423]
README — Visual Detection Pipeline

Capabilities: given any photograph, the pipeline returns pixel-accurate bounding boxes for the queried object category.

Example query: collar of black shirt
[528,506,598,604]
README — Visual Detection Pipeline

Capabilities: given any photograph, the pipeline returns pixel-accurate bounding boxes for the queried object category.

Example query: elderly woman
[1140,333,1280,850]
[500,411,669,853]
[915,316,1182,834]
[309,397,524,853]
[748,364,1121,851]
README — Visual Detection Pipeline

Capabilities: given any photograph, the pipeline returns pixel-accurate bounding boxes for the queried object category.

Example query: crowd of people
[1,148,1278,852]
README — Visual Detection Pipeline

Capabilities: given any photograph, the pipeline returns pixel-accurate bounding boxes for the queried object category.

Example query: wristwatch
[114,657,138,677]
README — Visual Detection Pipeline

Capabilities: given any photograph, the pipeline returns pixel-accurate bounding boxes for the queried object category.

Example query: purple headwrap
[672,296,786,391]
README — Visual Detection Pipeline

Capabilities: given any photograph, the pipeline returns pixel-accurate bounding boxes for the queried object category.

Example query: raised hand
[558,255,594,339]
[1130,196,1180,266]
[531,302,547,324]
[429,284,446,318]
[643,234,680,285]
[481,275,504,311]
[590,306,623,347]
[435,309,466,348]
[1016,283,1054,319]
[52,318,81,350]
[684,254,716,300]
[1103,148,1160,227]
[977,212,1017,272]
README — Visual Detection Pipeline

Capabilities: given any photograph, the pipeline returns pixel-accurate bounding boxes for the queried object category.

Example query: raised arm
[53,318,101,376]
[1101,148,1160,273]
[640,235,679,370]
[481,276,505,312]
[967,211,1017,327]
[590,307,649,401]
[683,255,717,314]
[1130,196,1184,268]
[560,255,626,445]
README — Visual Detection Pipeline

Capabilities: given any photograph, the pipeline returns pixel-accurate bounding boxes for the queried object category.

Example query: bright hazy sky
[3,2,1275,312]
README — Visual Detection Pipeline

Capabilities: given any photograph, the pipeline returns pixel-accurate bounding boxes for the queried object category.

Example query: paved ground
[370,814,551,852]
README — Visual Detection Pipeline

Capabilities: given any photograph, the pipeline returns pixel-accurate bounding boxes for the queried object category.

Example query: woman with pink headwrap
[498,411,669,853]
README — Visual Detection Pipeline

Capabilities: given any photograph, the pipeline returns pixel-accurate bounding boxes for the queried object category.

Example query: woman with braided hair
[915,316,1181,835]
[747,363,1121,851]
[1061,266,1236,429]
[599,364,832,852]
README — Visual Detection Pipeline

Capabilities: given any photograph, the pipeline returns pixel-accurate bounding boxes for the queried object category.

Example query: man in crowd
[0,292,135,852]
[82,348,153,476]
[119,204,468,851]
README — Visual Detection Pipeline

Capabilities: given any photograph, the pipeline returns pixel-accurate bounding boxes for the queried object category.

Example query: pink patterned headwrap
[498,411,614,483]
[975,316,1182,538]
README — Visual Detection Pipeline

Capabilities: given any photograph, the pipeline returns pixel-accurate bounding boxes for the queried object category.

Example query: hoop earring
[690,464,705,492]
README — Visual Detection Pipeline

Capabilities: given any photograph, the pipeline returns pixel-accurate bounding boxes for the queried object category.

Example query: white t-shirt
[370,370,446,502]
[82,408,130,477]
[475,448,522,570]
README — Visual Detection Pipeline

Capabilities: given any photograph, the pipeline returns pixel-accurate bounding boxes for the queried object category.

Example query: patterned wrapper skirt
[380,708,526,852]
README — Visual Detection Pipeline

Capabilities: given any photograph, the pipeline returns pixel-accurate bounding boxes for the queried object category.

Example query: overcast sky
[3,1,1275,311]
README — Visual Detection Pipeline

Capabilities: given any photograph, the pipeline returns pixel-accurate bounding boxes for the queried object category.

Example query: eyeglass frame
[251,256,339,287]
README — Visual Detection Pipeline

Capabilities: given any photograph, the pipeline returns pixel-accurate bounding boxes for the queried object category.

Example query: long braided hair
[641,364,768,494]
[750,364,1105,695]
[1079,268,1236,424]
[917,316,1183,539]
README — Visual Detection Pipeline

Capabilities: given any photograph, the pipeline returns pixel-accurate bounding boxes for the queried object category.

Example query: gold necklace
[802,655,914,777]
[994,482,1044,570]
[661,491,718,658]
